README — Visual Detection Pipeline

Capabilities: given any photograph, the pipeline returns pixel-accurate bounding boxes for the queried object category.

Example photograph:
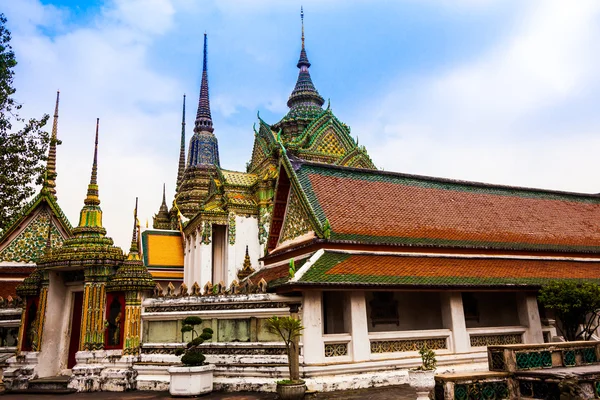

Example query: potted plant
[265,316,305,400]
[408,345,437,400]
[168,316,214,396]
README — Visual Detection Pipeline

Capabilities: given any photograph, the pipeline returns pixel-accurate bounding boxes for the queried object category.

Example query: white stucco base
[68,350,138,392]
[3,352,40,391]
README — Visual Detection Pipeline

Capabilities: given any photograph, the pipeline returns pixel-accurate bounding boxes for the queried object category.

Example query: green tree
[0,13,50,231]
[265,316,304,383]
[538,281,600,341]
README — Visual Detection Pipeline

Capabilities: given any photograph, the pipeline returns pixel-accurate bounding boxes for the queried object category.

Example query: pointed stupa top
[153,183,171,229]
[129,197,140,256]
[195,33,213,134]
[297,7,310,68]
[176,94,186,190]
[107,197,155,292]
[187,33,220,168]
[286,7,324,111]
[43,91,60,199]
[37,118,124,271]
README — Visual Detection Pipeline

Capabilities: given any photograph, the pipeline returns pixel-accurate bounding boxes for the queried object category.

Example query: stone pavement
[0,385,417,399]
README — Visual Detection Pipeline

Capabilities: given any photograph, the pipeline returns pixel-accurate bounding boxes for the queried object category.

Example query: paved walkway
[0,385,416,399]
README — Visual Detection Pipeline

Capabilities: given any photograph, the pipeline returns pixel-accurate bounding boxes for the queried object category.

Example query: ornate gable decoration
[278,189,313,245]
[288,109,376,169]
[0,209,64,263]
[248,117,278,175]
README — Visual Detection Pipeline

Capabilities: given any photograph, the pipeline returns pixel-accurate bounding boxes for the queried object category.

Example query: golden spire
[44,91,60,199]
[77,118,104,230]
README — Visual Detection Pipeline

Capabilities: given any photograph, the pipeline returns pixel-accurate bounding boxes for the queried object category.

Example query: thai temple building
[1,10,600,394]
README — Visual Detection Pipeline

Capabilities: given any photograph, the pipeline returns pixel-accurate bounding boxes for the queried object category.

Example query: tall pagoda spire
[195,33,213,133]
[286,7,324,110]
[77,118,104,232]
[176,94,186,191]
[186,33,220,168]
[43,91,60,199]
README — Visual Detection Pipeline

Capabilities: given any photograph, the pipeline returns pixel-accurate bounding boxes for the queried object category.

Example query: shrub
[265,316,304,383]
[417,345,436,371]
[179,316,213,366]
[538,281,600,341]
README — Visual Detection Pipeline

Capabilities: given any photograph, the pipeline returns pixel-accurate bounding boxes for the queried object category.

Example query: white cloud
[1,0,181,249]
[355,0,600,193]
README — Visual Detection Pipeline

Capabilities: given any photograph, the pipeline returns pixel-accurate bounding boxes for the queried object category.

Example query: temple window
[212,224,227,284]
[105,293,125,349]
[366,291,443,332]
[463,292,519,328]
[323,292,347,334]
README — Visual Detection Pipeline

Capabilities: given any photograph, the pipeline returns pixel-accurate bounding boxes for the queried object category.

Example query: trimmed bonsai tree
[175,316,213,365]
[538,281,600,341]
[265,316,304,383]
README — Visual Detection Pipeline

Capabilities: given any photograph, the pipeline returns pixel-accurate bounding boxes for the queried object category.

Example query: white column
[344,291,370,362]
[183,237,192,288]
[195,231,203,285]
[517,292,544,344]
[441,292,470,353]
[302,291,324,364]
[189,234,196,286]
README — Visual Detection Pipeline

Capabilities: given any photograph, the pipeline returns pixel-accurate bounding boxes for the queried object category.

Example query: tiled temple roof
[275,251,600,289]
[291,160,600,253]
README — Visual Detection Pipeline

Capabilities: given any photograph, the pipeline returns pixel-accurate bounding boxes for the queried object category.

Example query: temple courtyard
[0,385,416,399]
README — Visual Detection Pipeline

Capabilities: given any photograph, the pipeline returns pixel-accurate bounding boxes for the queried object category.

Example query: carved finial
[178,283,189,297]
[191,282,201,296]
[237,245,255,280]
[153,282,164,297]
[166,282,176,296]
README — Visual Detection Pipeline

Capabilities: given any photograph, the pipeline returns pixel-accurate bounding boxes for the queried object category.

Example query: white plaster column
[183,237,192,288]
[517,292,544,344]
[194,231,202,286]
[199,239,212,286]
[441,292,470,353]
[37,271,67,377]
[344,291,370,362]
[188,232,196,287]
[302,291,324,364]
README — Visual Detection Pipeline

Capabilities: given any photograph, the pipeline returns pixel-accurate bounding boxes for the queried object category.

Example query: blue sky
[2,0,600,250]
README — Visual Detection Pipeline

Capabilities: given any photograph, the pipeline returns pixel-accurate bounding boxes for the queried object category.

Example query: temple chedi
[175,33,221,219]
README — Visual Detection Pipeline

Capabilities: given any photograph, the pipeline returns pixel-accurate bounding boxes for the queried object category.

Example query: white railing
[322,334,352,359]
[467,326,526,348]
[368,329,452,359]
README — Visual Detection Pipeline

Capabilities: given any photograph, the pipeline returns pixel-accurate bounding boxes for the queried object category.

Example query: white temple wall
[226,215,261,285]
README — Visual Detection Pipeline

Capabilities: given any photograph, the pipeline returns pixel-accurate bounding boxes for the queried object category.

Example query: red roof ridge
[293,157,600,200]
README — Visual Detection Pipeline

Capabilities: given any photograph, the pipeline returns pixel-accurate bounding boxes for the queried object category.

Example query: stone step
[15,375,76,394]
